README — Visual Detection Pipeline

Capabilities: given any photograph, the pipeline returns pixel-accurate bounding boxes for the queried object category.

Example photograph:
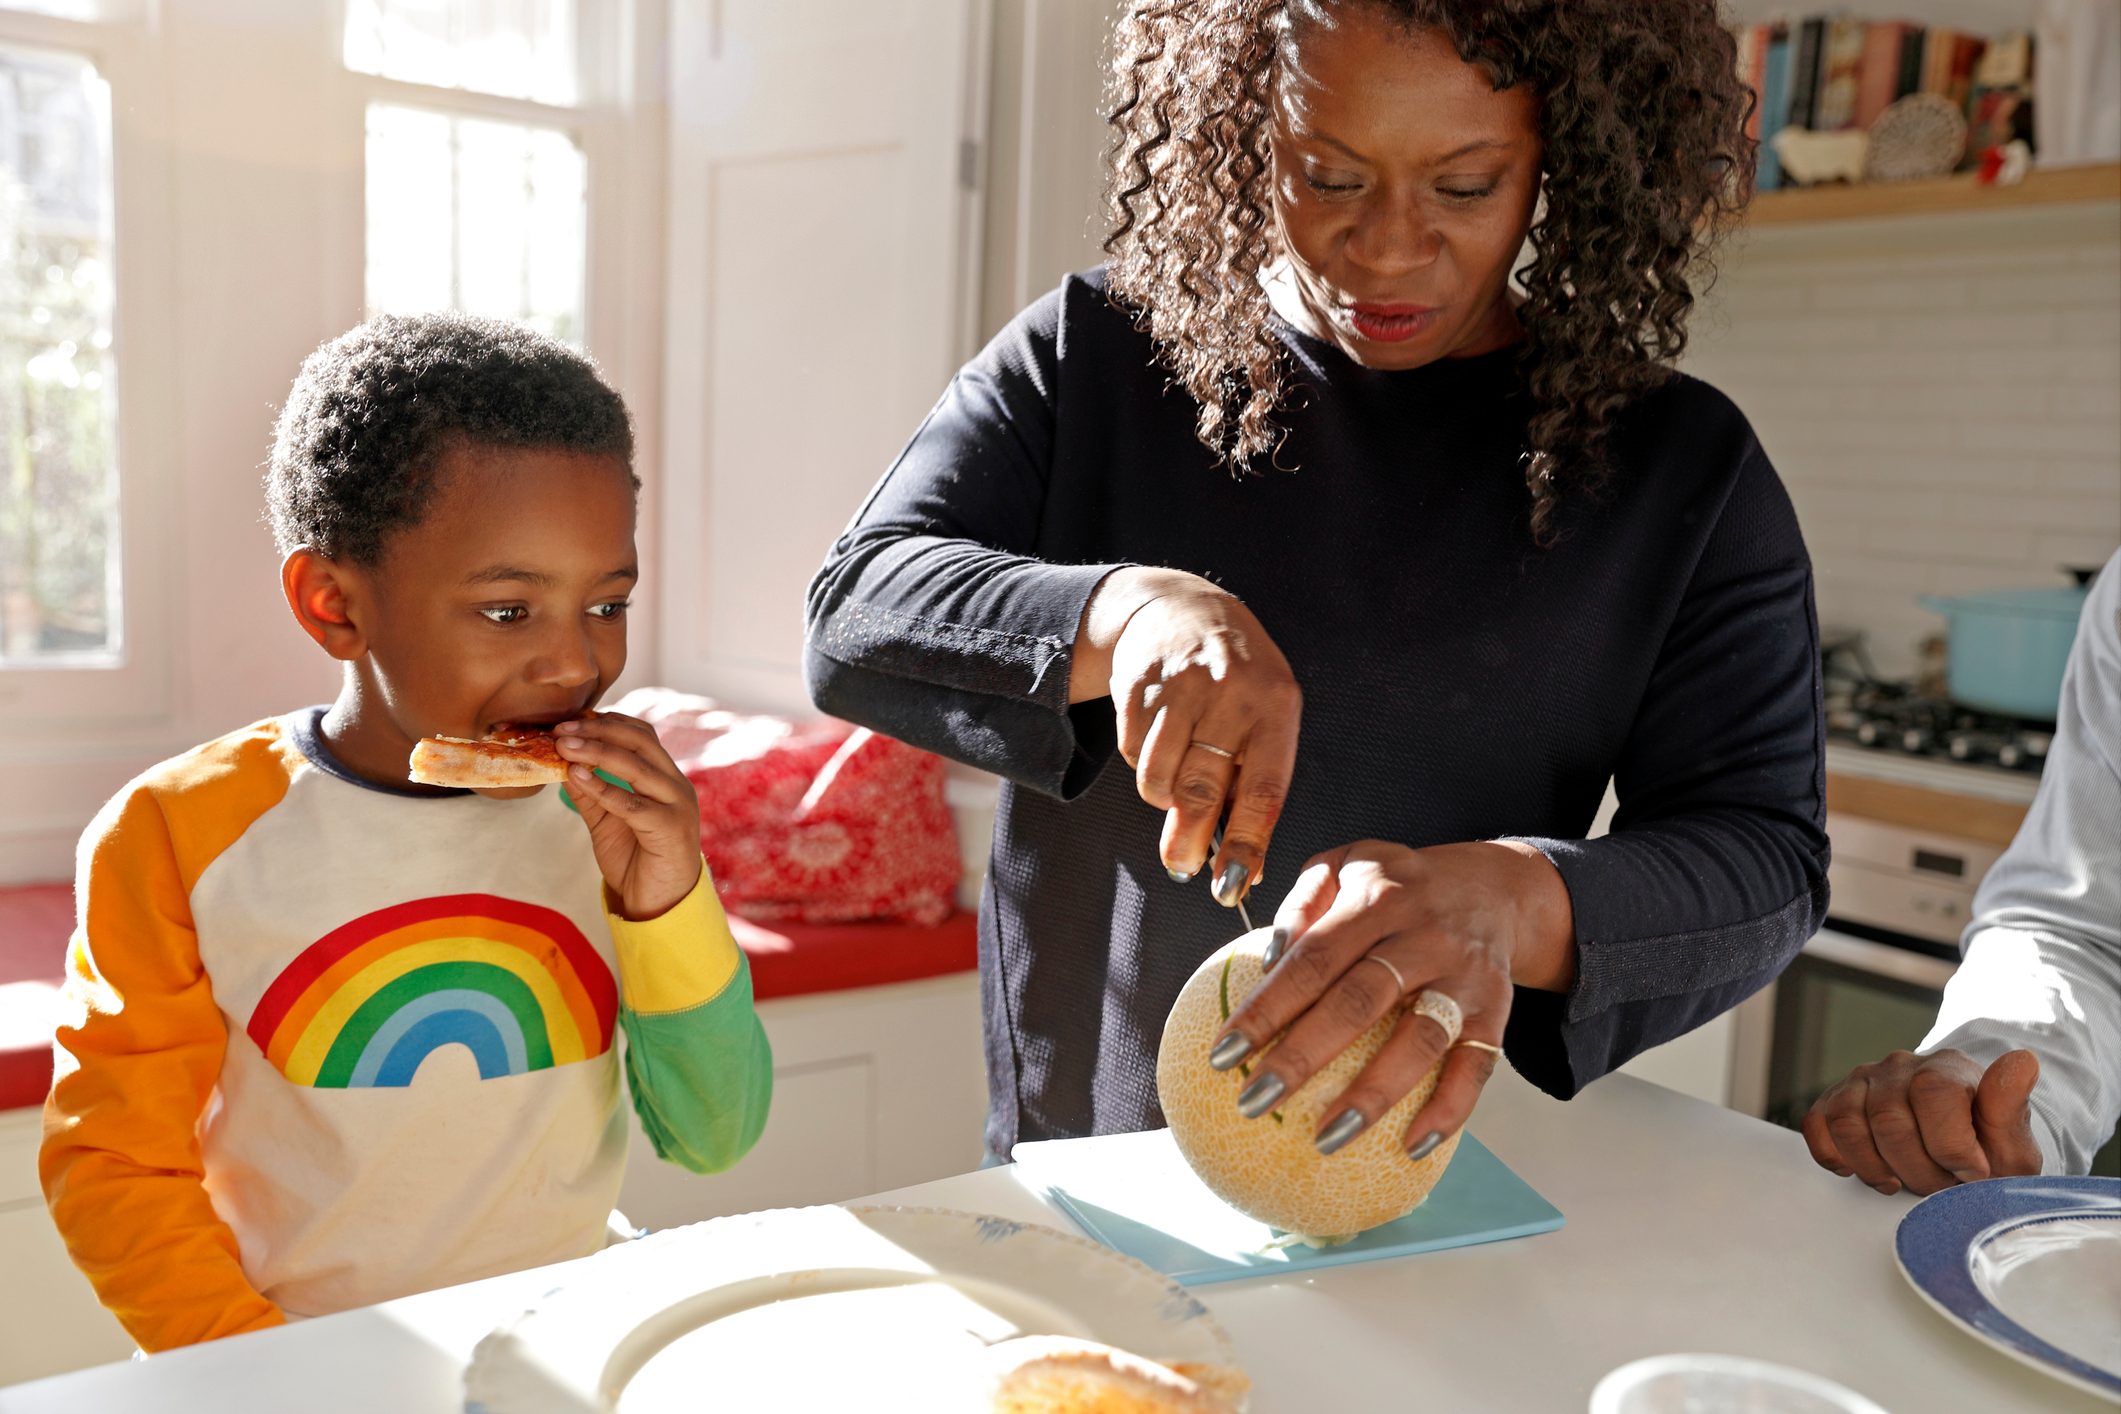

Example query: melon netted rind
[1156,929,1462,1244]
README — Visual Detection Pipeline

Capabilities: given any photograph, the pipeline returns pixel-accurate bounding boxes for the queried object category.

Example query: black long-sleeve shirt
[807,270,1828,1158]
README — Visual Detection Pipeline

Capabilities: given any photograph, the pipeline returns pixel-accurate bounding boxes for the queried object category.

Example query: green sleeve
[619,952,773,1175]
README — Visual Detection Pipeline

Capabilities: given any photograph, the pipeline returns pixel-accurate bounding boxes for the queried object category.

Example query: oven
[1730,808,2000,1128]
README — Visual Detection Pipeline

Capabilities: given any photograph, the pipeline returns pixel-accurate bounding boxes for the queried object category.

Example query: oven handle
[1802,929,1962,990]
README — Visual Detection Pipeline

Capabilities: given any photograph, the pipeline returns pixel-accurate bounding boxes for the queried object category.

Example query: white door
[659,0,992,712]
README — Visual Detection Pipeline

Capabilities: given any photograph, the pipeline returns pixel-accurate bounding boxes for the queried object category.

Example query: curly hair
[266,313,636,564]
[1103,0,1752,542]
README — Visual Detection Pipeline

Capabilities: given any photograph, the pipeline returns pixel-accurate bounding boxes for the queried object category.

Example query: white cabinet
[616,972,986,1232]
[0,1108,136,1386]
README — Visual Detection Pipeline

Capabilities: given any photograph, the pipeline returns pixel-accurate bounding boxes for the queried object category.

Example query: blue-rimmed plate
[1895,1176,2121,1399]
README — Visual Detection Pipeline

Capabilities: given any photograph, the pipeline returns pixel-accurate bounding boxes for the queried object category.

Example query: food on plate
[980,1335,1249,1413]
[407,722,570,788]
[1157,928,1460,1245]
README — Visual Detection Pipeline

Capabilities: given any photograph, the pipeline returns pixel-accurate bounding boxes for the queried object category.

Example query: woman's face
[1269,5,1542,370]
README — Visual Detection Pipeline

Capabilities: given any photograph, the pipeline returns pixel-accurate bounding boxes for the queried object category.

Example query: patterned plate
[1894,1176,2121,1400]
[463,1204,1244,1412]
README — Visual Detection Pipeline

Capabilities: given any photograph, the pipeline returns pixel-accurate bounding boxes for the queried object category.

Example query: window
[344,0,578,106]
[0,40,116,666]
[352,1,591,342]
[365,105,586,343]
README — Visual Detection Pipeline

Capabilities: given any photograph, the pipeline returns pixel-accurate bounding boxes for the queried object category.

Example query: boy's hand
[553,713,703,921]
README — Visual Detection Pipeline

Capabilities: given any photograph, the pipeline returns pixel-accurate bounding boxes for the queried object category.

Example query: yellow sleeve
[602,860,744,1013]
[40,738,290,1352]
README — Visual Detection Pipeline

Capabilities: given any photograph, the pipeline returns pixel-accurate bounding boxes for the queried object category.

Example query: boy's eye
[478,605,529,625]
[590,600,630,622]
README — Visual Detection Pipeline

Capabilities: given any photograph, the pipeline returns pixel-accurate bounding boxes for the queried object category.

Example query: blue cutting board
[1012,1126,1562,1287]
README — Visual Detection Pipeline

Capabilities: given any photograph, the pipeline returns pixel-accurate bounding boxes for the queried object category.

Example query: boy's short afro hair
[266,312,636,564]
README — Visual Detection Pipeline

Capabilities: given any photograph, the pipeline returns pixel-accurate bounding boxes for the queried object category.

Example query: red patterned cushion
[609,690,962,926]
[0,882,71,1111]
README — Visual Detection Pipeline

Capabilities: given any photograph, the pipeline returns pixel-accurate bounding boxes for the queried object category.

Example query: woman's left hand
[553,713,704,921]
[1209,839,1576,1158]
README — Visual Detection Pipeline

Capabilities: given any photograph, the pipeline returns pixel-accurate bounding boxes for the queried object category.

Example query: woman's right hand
[1072,567,1302,904]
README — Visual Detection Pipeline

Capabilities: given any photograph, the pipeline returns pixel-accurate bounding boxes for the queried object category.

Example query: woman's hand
[1206,839,1575,1158]
[1072,567,1301,901]
[1801,1048,2042,1196]
[553,713,704,921]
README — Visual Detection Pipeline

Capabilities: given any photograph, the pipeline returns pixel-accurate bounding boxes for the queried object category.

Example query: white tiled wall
[1681,201,2121,679]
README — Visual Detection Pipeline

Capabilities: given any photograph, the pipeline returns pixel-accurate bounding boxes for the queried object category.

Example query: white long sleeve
[1921,551,2121,1175]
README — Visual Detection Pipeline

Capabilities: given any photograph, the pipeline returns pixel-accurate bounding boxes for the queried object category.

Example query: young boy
[40,314,771,1352]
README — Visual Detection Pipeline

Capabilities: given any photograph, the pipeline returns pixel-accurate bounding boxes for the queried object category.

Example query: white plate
[1895,1176,2121,1400]
[463,1205,1244,1413]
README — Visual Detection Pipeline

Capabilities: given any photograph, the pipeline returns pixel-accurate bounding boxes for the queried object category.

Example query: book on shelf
[1893,25,1927,103]
[1735,14,2038,191]
[1854,22,1913,131]
[1758,23,1792,190]
[1814,17,1869,130]
[1788,18,1827,133]
[1966,32,2035,162]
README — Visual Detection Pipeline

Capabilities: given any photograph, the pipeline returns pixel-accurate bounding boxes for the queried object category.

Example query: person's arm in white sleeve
[1920,552,2121,1175]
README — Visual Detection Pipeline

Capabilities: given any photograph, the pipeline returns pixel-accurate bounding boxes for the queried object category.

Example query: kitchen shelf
[1745,160,2121,225]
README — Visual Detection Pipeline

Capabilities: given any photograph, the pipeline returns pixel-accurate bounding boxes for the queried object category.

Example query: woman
[807,0,1827,1165]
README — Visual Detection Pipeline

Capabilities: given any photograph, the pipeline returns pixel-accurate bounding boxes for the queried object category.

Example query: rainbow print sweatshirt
[40,710,773,1352]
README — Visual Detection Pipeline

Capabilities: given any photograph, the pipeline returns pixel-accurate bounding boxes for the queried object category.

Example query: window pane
[365,104,586,344]
[344,0,578,107]
[0,43,118,665]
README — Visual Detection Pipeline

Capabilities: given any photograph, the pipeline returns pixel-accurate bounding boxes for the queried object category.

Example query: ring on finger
[1412,988,1464,1047]
[1188,739,1238,761]
[1358,953,1408,997]
[1453,1038,1504,1057]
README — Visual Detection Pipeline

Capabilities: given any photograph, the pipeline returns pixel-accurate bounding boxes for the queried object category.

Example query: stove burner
[1823,674,2049,775]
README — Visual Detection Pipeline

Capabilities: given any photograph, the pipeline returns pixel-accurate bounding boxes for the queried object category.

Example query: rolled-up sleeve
[804,286,1131,798]
[1506,445,1831,1097]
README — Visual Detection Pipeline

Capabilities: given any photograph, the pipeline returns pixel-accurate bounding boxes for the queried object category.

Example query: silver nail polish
[1167,866,1194,883]
[1263,926,1288,968]
[1208,1033,1253,1071]
[1315,1109,1366,1155]
[1237,1072,1286,1119]
[1407,1130,1444,1161]
[1213,861,1247,906]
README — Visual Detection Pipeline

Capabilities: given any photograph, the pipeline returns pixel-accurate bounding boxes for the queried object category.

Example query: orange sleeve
[40,731,291,1352]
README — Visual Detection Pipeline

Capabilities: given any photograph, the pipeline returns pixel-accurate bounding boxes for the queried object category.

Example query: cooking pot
[1919,568,2095,721]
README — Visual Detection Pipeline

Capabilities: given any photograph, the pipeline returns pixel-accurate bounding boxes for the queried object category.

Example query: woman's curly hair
[1103,0,1753,542]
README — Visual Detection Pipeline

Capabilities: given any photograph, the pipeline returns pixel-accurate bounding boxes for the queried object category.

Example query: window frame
[0,1,176,727]
[342,0,667,696]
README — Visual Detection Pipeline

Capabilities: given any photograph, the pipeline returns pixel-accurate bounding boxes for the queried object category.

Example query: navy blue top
[806,270,1828,1157]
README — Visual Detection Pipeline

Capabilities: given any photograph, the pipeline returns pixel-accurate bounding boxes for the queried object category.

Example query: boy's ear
[281,548,367,661]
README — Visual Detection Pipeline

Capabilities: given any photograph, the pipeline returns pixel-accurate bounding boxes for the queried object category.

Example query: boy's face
[346,441,637,777]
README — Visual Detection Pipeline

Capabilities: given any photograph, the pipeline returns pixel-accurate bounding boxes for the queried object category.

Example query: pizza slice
[407,723,570,788]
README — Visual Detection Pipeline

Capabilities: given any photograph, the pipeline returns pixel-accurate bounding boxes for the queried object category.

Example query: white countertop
[1,1070,2104,1413]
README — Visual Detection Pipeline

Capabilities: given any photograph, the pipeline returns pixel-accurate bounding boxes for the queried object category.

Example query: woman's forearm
[1069,565,1198,704]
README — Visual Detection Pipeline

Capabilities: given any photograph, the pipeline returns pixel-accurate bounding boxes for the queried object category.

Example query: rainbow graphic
[247,895,618,1088]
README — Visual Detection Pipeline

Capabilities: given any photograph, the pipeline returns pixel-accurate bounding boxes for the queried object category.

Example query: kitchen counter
[1,1068,2103,1413]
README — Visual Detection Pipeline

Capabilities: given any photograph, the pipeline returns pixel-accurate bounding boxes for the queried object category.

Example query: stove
[1821,634,2050,774]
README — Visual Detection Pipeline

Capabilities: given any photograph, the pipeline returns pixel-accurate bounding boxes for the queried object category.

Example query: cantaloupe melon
[1156,928,1461,1244]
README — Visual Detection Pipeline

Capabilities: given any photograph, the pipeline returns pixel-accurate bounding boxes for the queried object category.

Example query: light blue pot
[1919,584,2089,722]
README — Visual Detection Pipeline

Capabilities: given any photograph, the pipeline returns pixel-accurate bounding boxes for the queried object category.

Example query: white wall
[1682,204,2121,680]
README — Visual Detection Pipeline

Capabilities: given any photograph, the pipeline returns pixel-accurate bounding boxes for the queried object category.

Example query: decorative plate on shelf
[463,1204,1247,1413]
[1895,1175,2121,1400]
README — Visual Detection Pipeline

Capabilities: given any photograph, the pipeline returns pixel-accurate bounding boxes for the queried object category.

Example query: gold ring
[1411,988,1465,1047]
[1188,739,1238,760]
[1358,953,1408,997]
[1454,1039,1505,1056]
